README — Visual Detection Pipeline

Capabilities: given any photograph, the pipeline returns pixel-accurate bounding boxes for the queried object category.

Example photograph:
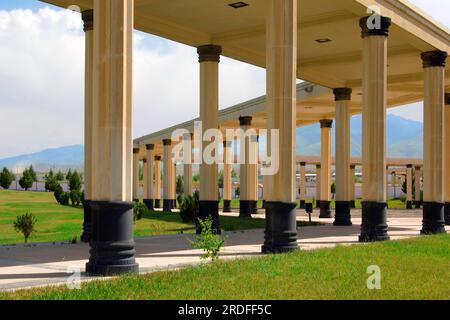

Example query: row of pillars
[77,1,448,277]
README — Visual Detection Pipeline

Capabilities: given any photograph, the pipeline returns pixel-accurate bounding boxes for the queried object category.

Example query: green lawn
[1,234,448,300]
[0,190,321,245]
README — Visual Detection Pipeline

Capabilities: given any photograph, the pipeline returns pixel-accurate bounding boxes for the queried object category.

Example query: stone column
[319,119,333,218]
[421,50,448,234]
[359,15,391,242]
[183,133,193,198]
[197,45,221,233]
[299,162,306,209]
[144,144,155,211]
[445,93,450,224]
[223,140,233,213]
[132,148,139,202]
[173,163,177,208]
[262,0,298,253]
[386,165,390,207]
[162,139,175,212]
[154,156,162,208]
[334,88,352,226]
[81,9,94,243]
[253,136,260,214]
[86,0,138,276]
[316,164,321,208]
[350,165,356,208]
[239,116,258,217]
[142,158,147,200]
[414,166,422,208]
[406,165,413,209]
[392,171,397,198]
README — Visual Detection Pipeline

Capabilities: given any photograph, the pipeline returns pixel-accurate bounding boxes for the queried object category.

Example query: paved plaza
[1,209,446,292]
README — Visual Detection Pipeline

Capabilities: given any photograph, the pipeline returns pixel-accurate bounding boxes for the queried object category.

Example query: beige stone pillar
[132,148,139,202]
[262,0,298,253]
[183,134,193,198]
[316,164,321,208]
[414,166,422,209]
[86,0,138,276]
[154,156,162,208]
[350,165,356,208]
[359,15,391,242]
[334,88,352,225]
[144,144,155,210]
[421,50,448,233]
[197,45,222,233]
[444,92,450,225]
[299,162,307,209]
[406,165,413,209]
[142,158,147,199]
[162,139,175,212]
[81,9,94,243]
[319,119,333,218]
[223,140,233,213]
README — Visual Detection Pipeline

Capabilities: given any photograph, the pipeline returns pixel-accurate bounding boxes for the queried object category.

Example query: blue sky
[0,0,448,158]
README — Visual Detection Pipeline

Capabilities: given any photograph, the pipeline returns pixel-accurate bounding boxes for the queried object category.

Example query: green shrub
[19,168,34,190]
[54,184,69,206]
[13,213,37,243]
[44,169,58,192]
[0,167,15,189]
[69,170,83,192]
[134,202,147,222]
[189,216,226,261]
[179,190,199,223]
[69,190,82,207]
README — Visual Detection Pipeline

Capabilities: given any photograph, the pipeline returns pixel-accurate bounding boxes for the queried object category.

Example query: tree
[0,167,15,190]
[69,170,83,192]
[176,175,184,197]
[55,170,64,181]
[44,169,58,192]
[28,165,37,182]
[19,168,34,191]
[193,174,200,183]
[66,169,73,182]
[13,213,37,243]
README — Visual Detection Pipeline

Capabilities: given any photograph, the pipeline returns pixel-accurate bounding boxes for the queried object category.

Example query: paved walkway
[0,209,447,291]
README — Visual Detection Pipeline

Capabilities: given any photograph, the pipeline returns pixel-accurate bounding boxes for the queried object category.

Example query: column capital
[421,50,448,68]
[162,139,172,146]
[359,15,391,38]
[81,10,94,32]
[316,164,321,169]
[155,156,162,161]
[333,88,352,101]
[239,116,253,126]
[415,166,421,171]
[320,119,333,128]
[445,93,450,105]
[407,164,413,169]
[197,45,222,63]
[133,148,140,154]
[146,144,155,150]
[300,162,306,167]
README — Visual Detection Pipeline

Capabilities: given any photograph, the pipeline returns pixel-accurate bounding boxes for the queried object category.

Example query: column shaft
[319,119,332,218]
[162,139,175,212]
[132,149,139,202]
[154,156,162,208]
[445,93,450,224]
[406,165,413,209]
[349,165,356,208]
[316,165,321,208]
[414,166,422,208]
[144,144,155,210]
[299,162,306,209]
[223,140,233,212]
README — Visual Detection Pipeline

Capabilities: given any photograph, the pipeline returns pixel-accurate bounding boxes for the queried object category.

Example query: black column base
[299,200,306,209]
[316,200,321,209]
[445,202,450,226]
[81,200,92,243]
[154,199,161,209]
[171,199,177,209]
[239,200,255,218]
[262,200,266,209]
[350,200,356,209]
[251,200,259,215]
[359,201,389,242]
[406,201,413,209]
[198,200,220,234]
[414,200,422,209]
[319,200,332,218]
[85,201,139,276]
[334,201,352,226]
[262,201,298,254]
[163,199,174,212]
[421,202,446,234]
[143,199,154,211]
[223,200,232,213]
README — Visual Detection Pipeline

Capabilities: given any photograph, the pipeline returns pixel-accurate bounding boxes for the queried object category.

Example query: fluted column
[239,116,258,217]
[132,148,139,202]
[144,144,155,210]
[350,165,356,208]
[421,50,447,234]
[445,93,450,224]
[414,166,422,209]
[299,162,306,209]
[162,139,175,212]
[223,140,233,213]
[86,0,138,276]
[406,165,413,209]
[359,15,391,242]
[183,133,193,198]
[154,156,162,208]
[334,88,352,226]
[319,119,333,218]
[262,0,298,253]
[316,164,321,208]
[197,45,221,233]
[81,9,94,243]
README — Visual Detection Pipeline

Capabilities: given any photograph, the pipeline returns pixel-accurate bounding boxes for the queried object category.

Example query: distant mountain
[0,115,423,172]
[0,145,83,172]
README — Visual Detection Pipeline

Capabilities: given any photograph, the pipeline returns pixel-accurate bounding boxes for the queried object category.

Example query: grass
[0,190,321,245]
[1,234,448,300]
